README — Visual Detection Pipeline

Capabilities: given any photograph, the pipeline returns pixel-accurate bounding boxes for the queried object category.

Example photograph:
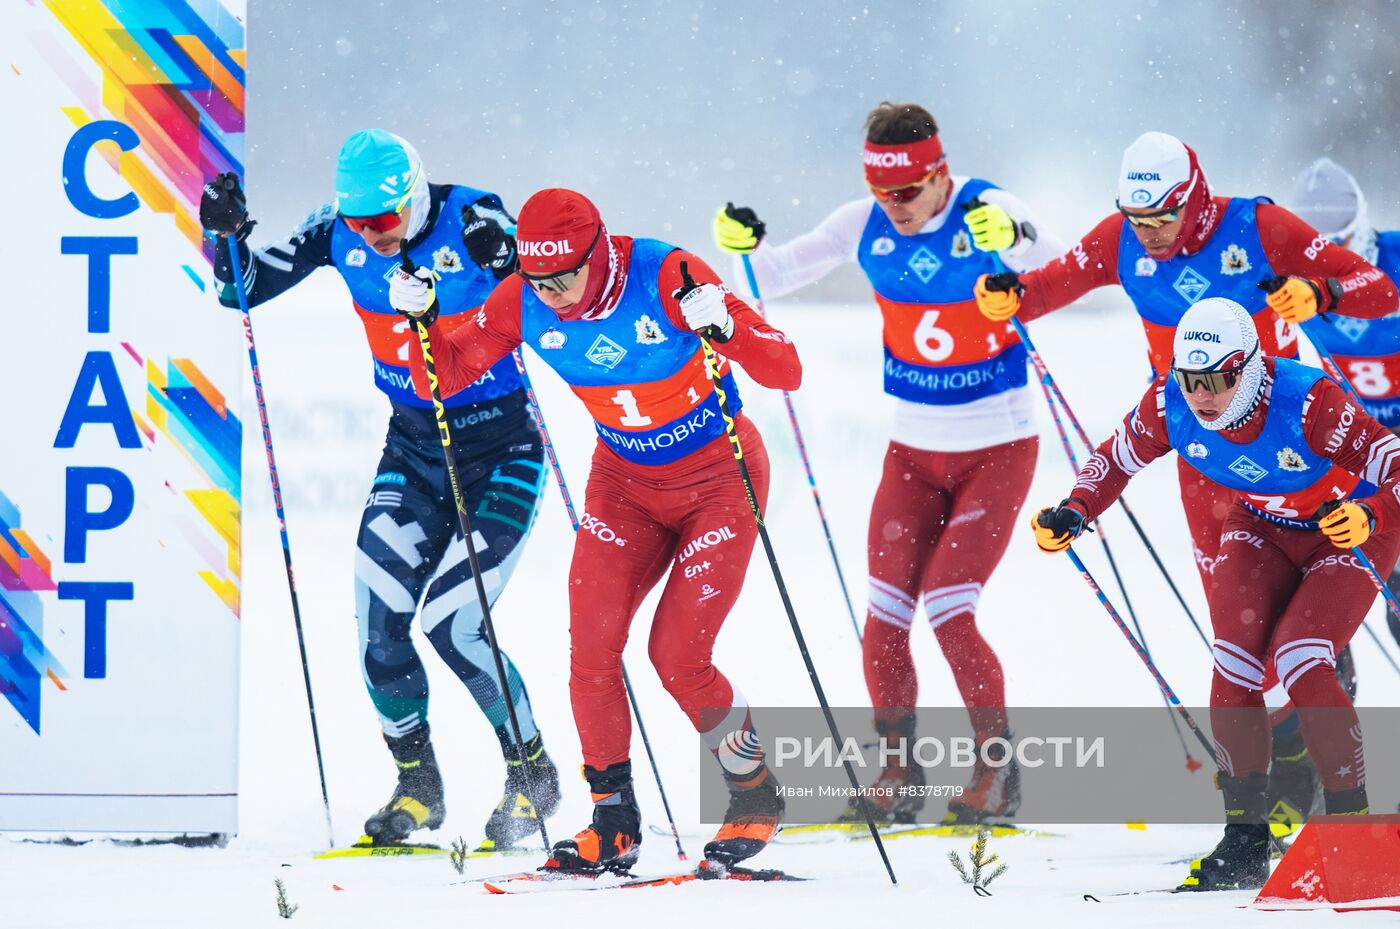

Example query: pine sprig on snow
[947,828,1009,896]
[450,836,470,875]
[274,878,299,918]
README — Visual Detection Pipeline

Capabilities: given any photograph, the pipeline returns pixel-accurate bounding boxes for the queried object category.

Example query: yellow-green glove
[964,201,1019,252]
[714,202,766,254]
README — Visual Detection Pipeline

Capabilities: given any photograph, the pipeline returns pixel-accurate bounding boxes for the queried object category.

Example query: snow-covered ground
[5,280,1400,927]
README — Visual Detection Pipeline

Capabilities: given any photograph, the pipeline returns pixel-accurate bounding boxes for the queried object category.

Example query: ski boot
[1265,725,1320,838]
[1324,785,1369,816]
[704,765,786,866]
[839,715,925,824]
[482,733,561,850]
[1179,773,1270,891]
[363,726,445,844]
[546,761,641,873]
[943,729,1021,825]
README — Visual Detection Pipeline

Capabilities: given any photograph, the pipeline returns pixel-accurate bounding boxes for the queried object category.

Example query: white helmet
[1171,297,1265,431]
[1292,157,1376,261]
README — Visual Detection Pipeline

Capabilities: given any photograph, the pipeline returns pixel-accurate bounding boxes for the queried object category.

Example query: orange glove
[1315,499,1374,549]
[1259,275,1336,325]
[974,271,1024,322]
[1030,502,1087,554]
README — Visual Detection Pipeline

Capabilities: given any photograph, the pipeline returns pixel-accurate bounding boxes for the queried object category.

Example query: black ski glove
[462,206,517,279]
[200,171,254,241]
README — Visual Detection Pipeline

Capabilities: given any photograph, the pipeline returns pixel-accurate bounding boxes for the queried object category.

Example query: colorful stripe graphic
[39,0,245,257]
[0,0,245,731]
[0,490,67,734]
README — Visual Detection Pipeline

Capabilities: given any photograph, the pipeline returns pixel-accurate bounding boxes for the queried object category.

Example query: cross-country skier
[714,102,1064,827]
[974,131,1396,585]
[1032,297,1398,890]
[200,129,559,848]
[392,187,802,873]
[972,131,1397,831]
[1290,156,1400,653]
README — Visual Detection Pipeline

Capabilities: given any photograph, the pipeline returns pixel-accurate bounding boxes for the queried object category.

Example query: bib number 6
[914,310,954,363]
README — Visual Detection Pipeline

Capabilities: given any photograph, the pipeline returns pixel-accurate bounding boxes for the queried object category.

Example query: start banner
[0,0,246,834]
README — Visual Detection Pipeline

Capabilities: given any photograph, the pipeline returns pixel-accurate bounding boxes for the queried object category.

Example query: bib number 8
[1346,360,1392,398]
[914,310,954,363]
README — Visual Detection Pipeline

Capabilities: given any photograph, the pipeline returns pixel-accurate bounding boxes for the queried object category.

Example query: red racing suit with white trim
[1060,359,1400,793]
[408,238,801,771]
[1015,197,1398,582]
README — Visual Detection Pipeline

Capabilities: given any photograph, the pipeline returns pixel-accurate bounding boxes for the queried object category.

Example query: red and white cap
[1117,131,1198,209]
[1117,131,1216,260]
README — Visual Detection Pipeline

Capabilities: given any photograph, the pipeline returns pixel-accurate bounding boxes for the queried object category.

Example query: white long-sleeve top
[738,177,1064,452]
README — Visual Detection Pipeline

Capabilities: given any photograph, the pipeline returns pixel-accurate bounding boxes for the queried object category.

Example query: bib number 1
[612,389,653,427]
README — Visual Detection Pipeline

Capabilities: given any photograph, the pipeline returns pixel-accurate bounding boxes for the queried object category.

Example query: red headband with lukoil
[863,135,945,189]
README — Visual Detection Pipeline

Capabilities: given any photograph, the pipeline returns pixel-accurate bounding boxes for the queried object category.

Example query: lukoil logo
[1125,171,1162,181]
[1181,330,1222,343]
[863,150,913,168]
[678,526,737,563]
[519,239,574,257]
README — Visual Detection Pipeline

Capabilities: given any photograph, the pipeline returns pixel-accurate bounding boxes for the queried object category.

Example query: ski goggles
[1118,201,1186,228]
[340,210,404,234]
[868,159,946,205]
[1171,343,1257,395]
[521,228,600,294]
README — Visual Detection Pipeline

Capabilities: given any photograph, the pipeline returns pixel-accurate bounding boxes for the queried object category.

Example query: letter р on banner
[0,0,247,835]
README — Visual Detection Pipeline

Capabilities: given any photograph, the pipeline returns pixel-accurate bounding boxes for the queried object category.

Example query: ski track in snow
[6,280,1399,927]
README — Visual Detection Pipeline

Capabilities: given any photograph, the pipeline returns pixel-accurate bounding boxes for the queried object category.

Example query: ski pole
[1064,547,1216,761]
[1297,325,1400,678]
[508,350,688,861]
[225,236,334,848]
[1028,362,1200,770]
[683,262,898,885]
[1343,546,1400,679]
[740,255,863,646]
[405,254,549,851]
[971,229,1211,650]
[1065,546,1289,855]
[1008,313,1211,652]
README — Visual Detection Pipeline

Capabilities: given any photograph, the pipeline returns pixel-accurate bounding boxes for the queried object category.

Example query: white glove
[678,282,734,340]
[389,265,438,318]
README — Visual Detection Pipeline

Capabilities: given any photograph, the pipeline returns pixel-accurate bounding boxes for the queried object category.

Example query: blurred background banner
[246,0,1399,297]
[0,0,246,834]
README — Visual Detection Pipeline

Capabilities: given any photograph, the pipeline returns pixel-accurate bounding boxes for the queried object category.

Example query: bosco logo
[580,512,626,547]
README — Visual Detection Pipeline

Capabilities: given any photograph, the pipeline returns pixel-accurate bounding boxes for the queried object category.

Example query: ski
[483,861,805,894]
[314,835,533,860]
[648,821,1055,845]
[1083,888,1186,901]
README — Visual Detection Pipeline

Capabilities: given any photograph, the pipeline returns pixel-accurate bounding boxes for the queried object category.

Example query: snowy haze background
[11,3,1400,927]
[248,0,1400,298]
